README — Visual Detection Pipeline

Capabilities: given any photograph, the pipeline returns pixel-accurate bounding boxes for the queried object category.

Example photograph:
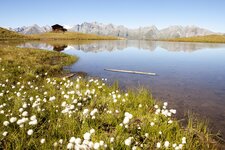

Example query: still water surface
[19,40,225,135]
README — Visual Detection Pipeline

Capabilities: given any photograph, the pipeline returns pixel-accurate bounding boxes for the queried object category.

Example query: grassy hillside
[0,27,28,40]
[30,31,119,40]
[0,27,119,40]
[166,35,225,43]
[0,43,221,149]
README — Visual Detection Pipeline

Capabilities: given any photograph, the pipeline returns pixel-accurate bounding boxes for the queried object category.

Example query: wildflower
[83,132,91,140]
[27,129,33,135]
[30,115,36,120]
[49,96,56,101]
[2,131,8,136]
[156,142,161,148]
[123,117,130,124]
[59,139,63,144]
[22,111,28,116]
[168,120,173,124]
[110,137,114,143]
[164,141,170,148]
[170,109,176,114]
[150,122,155,126]
[40,138,45,144]
[3,121,9,126]
[75,138,81,145]
[29,119,37,125]
[94,142,100,149]
[172,143,177,147]
[83,109,89,116]
[124,137,132,146]
[178,144,183,149]
[10,117,17,123]
[69,137,76,143]
[164,102,168,106]
[67,143,74,149]
[145,133,149,137]
[22,103,27,108]
[99,140,104,146]
[182,137,186,144]
[90,108,98,116]
[53,142,58,147]
[90,129,95,134]
[155,109,161,114]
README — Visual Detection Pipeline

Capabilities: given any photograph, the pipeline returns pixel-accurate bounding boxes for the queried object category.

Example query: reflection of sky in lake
[19,40,225,135]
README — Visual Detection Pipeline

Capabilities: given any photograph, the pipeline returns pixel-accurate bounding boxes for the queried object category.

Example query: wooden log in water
[104,69,157,76]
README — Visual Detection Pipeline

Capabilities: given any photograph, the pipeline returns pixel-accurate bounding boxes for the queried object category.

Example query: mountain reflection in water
[19,40,225,52]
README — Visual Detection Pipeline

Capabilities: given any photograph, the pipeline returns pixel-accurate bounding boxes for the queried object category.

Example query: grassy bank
[165,35,225,43]
[0,27,29,40]
[0,44,220,149]
[30,32,119,40]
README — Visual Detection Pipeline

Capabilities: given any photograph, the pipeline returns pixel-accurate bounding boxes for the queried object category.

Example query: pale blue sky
[0,0,225,32]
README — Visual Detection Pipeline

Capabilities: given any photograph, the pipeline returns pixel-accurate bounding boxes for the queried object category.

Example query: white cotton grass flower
[3,121,9,126]
[93,142,100,149]
[110,137,114,143]
[182,137,186,144]
[83,132,91,140]
[156,142,161,148]
[75,138,81,145]
[163,102,168,106]
[99,140,104,146]
[168,120,173,124]
[69,137,76,143]
[150,122,155,126]
[27,129,33,135]
[179,144,183,149]
[90,108,98,116]
[40,138,45,144]
[53,142,58,147]
[67,143,74,149]
[173,143,177,148]
[83,109,89,116]
[170,109,176,114]
[124,137,133,146]
[164,141,170,148]
[49,96,56,101]
[2,131,8,136]
[145,133,149,137]
[10,117,17,123]
[123,117,130,124]
[90,128,95,134]
[22,111,28,116]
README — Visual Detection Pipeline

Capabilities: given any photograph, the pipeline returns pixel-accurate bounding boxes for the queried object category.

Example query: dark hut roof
[51,24,63,28]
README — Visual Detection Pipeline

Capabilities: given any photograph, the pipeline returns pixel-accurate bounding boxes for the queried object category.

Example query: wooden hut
[51,24,67,32]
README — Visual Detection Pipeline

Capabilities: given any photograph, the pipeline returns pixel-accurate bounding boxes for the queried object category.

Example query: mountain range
[9,22,218,39]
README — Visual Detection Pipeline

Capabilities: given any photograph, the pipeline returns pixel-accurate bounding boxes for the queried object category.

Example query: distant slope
[11,23,217,40]
[29,31,119,40]
[166,35,225,43]
[0,27,28,40]
[0,27,118,40]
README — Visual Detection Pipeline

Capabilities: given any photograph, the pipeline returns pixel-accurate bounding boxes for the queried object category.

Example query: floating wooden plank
[62,73,76,79]
[104,69,157,76]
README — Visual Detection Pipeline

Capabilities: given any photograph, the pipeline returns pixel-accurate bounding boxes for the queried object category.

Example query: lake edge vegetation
[163,35,225,43]
[0,41,222,149]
